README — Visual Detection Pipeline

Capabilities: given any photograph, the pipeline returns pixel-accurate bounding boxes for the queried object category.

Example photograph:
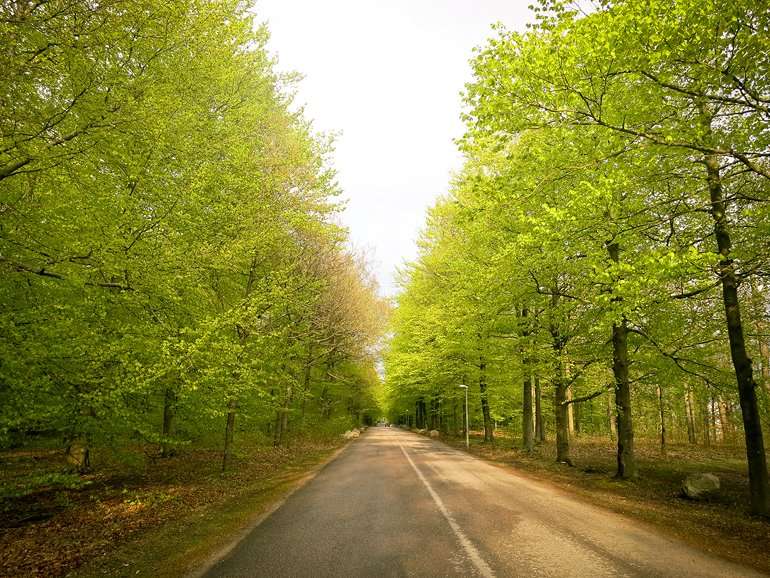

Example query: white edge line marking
[399,443,495,578]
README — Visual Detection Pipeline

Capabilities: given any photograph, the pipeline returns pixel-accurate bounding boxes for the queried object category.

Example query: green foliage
[0,1,386,464]
[385,0,770,508]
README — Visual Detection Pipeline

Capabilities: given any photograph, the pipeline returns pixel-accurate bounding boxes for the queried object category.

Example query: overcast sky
[255,0,535,296]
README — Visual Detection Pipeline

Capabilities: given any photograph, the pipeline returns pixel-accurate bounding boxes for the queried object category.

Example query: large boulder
[682,473,720,500]
[429,430,440,438]
[343,430,360,440]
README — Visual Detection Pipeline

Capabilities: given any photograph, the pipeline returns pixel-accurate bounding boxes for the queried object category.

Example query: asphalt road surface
[202,427,764,577]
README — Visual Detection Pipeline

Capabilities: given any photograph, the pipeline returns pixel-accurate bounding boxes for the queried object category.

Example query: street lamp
[459,384,469,449]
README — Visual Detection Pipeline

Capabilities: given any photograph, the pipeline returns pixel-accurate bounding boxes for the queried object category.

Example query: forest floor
[442,431,770,574]
[0,437,345,578]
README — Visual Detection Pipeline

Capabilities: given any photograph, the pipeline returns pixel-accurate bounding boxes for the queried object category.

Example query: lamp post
[459,384,469,449]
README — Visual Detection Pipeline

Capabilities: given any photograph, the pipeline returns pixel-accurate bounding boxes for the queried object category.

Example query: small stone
[429,430,440,438]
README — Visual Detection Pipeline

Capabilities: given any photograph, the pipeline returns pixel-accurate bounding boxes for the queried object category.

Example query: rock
[417,428,427,435]
[342,430,360,440]
[682,473,720,500]
[429,430,440,438]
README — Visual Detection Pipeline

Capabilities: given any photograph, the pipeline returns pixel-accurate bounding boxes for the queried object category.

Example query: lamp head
[459,384,468,389]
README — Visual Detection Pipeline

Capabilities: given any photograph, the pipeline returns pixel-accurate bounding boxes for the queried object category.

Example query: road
[202,427,763,577]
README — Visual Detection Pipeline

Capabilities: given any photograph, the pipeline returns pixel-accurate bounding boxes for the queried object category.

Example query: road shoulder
[426,431,770,576]
[72,441,353,578]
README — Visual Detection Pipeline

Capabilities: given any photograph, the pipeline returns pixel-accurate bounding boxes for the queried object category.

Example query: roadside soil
[0,438,344,578]
[439,430,770,575]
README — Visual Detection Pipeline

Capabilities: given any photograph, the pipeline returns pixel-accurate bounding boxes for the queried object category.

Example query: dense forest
[0,0,386,475]
[385,0,770,516]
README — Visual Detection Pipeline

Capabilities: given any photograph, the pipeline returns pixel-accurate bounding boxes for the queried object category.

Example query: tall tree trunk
[554,374,571,465]
[479,358,494,442]
[711,394,721,443]
[300,350,313,423]
[222,398,237,473]
[657,385,667,455]
[718,398,731,444]
[535,376,545,443]
[523,373,534,452]
[612,317,636,478]
[274,382,293,447]
[521,306,534,451]
[607,241,637,479]
[550,294,571,465]
[160,387,177,457]
[704,151,769,515]
[319,384,330,419]
[567,386,576,436]
[685,386,697,445]
[273,410,283,446]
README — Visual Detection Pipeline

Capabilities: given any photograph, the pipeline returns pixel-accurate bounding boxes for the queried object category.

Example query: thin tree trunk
[567,386,576,436]
[160,387,177,457]
[521,306,533,452]
[300,350,313,423]
[685,386,697,445]
[658,385,667,455]
[523,373,534,452]
[554,375,571,465]
[479,359,494,442]
[719,398,730,444]
[550,293,571,465]
[276,382,293,447]
[535,376,545,443]
[273,410,283,446]
[722,399,736,443]
[222,398,237,473]
[319,383,330,419]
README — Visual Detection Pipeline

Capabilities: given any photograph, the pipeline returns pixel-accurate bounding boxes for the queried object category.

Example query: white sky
[255,0,535,296]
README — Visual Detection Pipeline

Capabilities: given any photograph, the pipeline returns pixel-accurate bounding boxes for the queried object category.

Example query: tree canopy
[1,0,386,471]
[385,0,770,515]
